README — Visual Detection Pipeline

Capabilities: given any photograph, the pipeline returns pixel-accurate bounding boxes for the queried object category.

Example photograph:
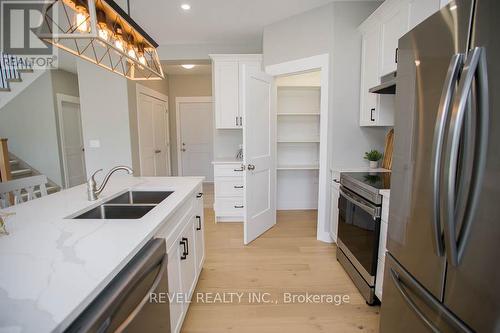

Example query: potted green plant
[364,150,383,169]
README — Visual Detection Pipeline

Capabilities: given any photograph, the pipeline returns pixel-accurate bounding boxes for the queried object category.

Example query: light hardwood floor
[181,209,380,333]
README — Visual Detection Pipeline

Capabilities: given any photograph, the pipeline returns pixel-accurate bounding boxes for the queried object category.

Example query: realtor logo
[1,0,57,68]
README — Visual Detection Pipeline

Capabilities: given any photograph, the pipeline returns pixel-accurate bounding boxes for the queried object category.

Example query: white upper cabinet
[379,1,410,76]
[214,60,239,129]
[409,0,441,30]
[358,0,446,127]
[360,22,381,126]
[210,54,262,129]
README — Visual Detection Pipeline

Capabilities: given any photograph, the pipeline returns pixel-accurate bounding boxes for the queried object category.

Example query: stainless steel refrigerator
[379,0,499,332]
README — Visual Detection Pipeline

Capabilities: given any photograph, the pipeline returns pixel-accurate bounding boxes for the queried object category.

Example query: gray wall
[0,70,79,186]
[263,1,387,171]
[167,74,212,175]
[263,3,334,68]
[77,60,133,181]
[330,1,387,169]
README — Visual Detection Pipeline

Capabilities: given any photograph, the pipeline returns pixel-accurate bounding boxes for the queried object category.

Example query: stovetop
[341,172,391,190]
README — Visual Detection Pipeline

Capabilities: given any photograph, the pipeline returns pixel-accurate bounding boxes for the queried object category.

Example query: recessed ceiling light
[181,4,191,11]
[182,64,195,69]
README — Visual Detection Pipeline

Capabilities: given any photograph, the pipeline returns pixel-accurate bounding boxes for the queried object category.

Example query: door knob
[247,164,255,170]
[181,148,186,152]
[155,149,161,154]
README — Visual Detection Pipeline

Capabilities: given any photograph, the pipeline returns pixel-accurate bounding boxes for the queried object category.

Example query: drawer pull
[234,185,244,189]
[233,167,244,172]
[234,205,244,209]
[196,193,203,198]
[180,239,187,260]
[196,216,202,231]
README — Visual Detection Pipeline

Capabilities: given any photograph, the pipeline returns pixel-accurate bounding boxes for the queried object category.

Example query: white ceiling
[162,62,212,75]
[128,0,338,46]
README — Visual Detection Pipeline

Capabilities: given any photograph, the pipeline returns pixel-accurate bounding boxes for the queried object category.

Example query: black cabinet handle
[395,47,399,64]
[233,166,244,172]
[234,185,244,189]
[370,108,375,122]
[196,216,202,231]
[183,237,189,256]
[180,239,187,260]
[196,192,203,198]
[234,205,244,209]
[333,179,340,184]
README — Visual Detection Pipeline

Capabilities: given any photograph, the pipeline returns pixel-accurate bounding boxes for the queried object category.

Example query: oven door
[337,186,381,283]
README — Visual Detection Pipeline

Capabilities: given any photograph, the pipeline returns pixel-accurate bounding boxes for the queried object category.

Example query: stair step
[11,168,32,178]
[0,87,11,92]
[9,160,18,166]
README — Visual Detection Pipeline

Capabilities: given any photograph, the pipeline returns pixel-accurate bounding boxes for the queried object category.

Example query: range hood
[369,71,396,94]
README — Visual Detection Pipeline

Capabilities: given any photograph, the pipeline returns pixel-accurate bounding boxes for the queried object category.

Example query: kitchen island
[0,176,204,333]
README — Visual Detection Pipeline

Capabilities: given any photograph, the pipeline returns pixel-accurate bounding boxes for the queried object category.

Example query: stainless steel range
[337,172,391,305]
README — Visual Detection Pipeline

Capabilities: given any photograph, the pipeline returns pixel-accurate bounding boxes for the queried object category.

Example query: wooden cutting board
[382,129,394,170]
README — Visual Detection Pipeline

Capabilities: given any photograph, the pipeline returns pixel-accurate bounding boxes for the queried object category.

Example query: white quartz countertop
[0,176,203,333]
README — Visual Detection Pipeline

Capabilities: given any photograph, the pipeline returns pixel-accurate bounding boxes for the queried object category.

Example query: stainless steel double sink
[73,191,173,219]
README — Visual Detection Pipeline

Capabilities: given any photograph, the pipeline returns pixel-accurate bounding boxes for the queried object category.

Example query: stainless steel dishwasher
[66,238,170,333]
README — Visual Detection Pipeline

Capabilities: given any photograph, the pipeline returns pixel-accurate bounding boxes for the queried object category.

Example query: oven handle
[339,187,380,219]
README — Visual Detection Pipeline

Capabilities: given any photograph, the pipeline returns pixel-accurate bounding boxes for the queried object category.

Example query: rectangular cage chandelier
[38,0,164,80]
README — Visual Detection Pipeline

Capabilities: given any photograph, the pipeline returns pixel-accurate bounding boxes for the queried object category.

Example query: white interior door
[138,93,170,176]
[152,100,170,176]
[60,100,86,188]
[138,94,156,176]
[178,100,214,181]
[242,67,276,245]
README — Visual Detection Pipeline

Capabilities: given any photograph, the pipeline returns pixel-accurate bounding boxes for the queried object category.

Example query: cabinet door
[167,242,184,333]
[408,0,440,30]
[180,220,197,300]
[330,185,340,242]
[194,189,205,272]
[194,215,205,272]
[380,3,409,76]
[214,61,239,129]
[360,27,381,126]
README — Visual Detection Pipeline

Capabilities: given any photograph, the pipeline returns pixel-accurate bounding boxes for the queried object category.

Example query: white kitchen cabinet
[409,0,440,30]
[167,241,184,333]
[179,219,197,301]
[330,180,340,242]
[379,1,410,76]
[359,22,382,126]
[158,186,205,333]
[213,60,239,129]
[213,162,244,222]
[210,54,262,129]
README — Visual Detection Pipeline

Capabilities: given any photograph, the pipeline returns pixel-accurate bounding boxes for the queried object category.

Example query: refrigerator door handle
[442,47,489,266]
[390,269,440,333]
[432,53,464,257]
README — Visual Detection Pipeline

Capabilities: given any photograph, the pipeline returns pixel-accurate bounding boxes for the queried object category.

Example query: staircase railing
[0,138,12,182]
[0,52,33,91]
